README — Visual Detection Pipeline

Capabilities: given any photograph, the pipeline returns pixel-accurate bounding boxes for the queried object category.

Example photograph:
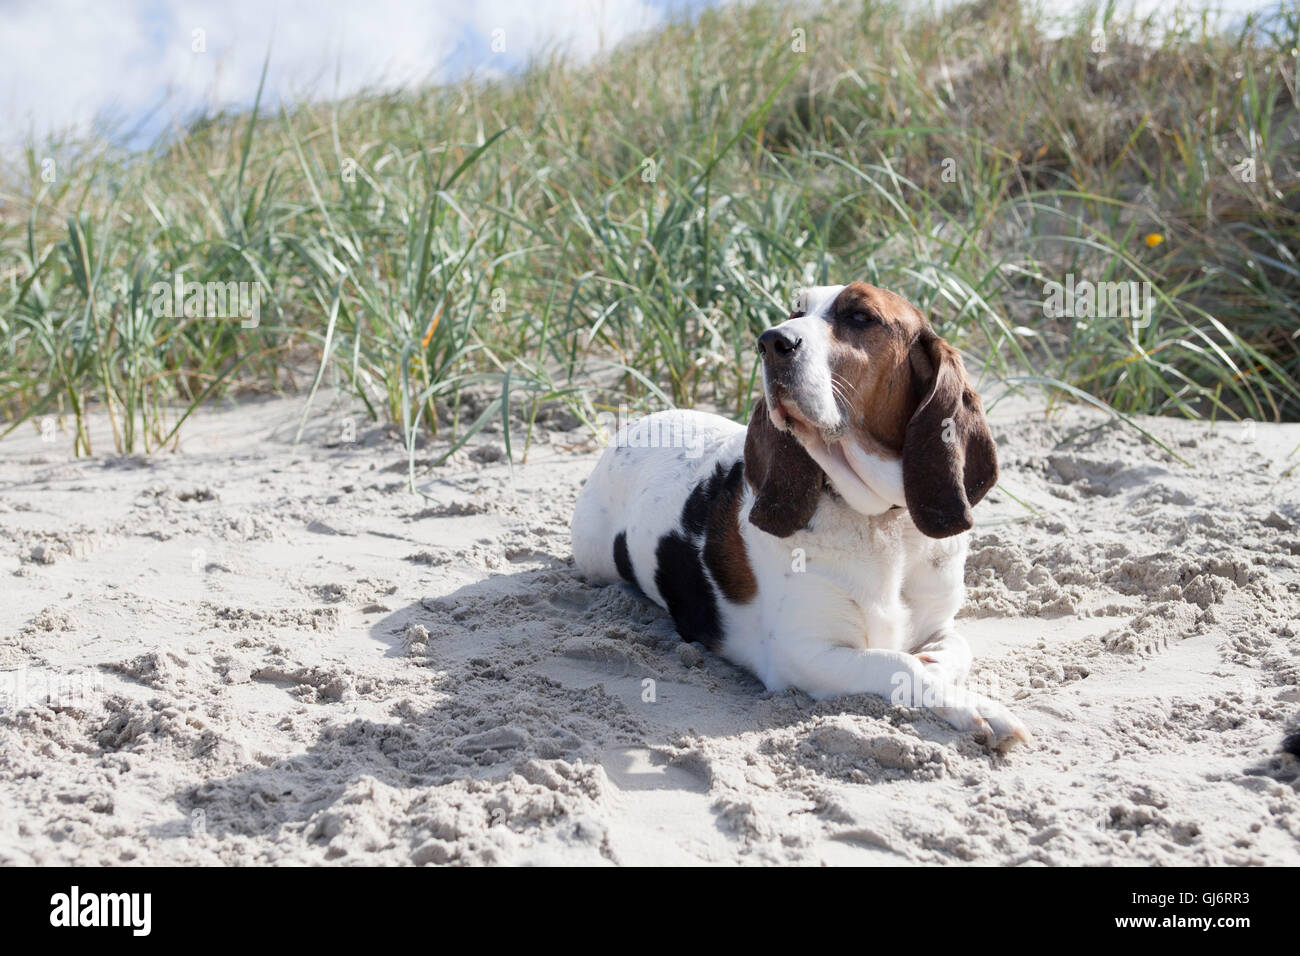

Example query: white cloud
[467,0,665,62]
[0,0,665,145]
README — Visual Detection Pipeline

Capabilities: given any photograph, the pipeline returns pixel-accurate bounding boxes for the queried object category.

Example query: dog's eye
[844,310,881,328]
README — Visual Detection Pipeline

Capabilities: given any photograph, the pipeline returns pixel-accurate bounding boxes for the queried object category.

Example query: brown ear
[744,398,826,537]
[902,328,998,538]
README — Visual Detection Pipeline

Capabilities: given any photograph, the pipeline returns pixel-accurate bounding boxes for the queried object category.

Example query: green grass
[2,0,1298,461]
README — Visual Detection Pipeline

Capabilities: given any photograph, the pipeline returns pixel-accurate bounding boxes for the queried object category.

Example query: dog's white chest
[731,503,915,681]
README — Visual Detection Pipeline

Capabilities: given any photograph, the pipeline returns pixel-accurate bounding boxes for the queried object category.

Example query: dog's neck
[791,425,907,518]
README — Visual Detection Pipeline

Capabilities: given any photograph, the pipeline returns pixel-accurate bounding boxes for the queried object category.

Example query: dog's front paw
[915,651,967,689]
[932,688,1032,752]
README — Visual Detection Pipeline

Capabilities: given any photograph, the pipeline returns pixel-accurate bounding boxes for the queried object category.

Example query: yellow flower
[1145,233,1164,248]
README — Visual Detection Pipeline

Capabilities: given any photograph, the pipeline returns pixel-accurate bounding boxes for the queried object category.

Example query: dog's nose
[757,328,802,364]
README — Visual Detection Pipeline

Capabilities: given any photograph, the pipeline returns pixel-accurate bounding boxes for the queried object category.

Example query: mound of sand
[1,388,1297,865]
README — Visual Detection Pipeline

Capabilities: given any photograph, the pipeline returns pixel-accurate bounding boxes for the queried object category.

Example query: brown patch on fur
[704,462,758,603]
[901,326,998,537]
[824,283,925,453]
[744,398,825,538]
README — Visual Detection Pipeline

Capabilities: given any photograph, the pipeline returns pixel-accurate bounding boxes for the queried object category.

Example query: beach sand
[2,387,1297,865]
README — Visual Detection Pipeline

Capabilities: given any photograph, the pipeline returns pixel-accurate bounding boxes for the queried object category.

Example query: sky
[0,0,1289,150]
[0,0,689,148]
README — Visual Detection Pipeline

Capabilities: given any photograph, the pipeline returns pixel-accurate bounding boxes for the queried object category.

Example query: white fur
[571,408,1030,750]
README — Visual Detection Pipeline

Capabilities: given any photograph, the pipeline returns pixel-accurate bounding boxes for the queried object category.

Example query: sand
[1,385,1298,866]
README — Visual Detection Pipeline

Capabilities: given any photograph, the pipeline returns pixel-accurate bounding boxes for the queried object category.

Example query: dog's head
[745,282,997,539]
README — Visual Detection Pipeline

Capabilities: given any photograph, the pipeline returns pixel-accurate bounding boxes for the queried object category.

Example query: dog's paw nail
[992,727,1033,752]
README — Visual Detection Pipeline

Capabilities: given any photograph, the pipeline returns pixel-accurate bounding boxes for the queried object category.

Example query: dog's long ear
[744,399,826,537]
[902,327,998,538]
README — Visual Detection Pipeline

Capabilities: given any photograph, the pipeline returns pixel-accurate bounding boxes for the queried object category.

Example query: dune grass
[1,0,1298,460]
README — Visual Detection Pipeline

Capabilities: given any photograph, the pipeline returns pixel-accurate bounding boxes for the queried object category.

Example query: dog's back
[571,409,744,603]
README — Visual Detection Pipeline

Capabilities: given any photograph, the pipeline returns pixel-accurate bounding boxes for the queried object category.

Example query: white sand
[1,387,1297,865]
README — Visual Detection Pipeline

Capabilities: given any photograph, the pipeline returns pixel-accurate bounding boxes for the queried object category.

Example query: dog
[571,282,1029,750]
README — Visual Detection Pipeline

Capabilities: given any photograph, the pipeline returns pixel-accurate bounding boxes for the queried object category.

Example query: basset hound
[571,282,1030,750]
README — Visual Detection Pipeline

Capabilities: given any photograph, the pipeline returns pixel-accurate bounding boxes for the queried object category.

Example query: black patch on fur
[654,532,721,650]
[1283,730,1300,758]
[680,463,729,537]
[651,462,739,651]
[613,531,638,589]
